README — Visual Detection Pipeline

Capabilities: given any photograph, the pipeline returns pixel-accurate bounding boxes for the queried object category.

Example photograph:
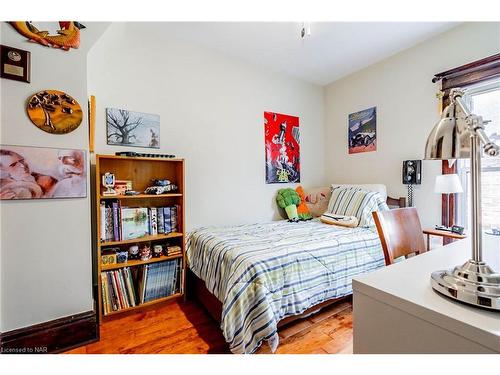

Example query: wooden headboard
[386,196,407,209]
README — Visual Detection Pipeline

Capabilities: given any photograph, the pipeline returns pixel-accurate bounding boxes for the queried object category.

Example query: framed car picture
[348,106,377,154]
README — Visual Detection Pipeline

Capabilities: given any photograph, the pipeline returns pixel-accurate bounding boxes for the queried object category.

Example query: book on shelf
[149,208,158,236]
[101,259,182,314]
[136,258,182,304]
[99,200,180,242]
[101,267,138,315]
[157,208,165,234]
[121,207,149,240]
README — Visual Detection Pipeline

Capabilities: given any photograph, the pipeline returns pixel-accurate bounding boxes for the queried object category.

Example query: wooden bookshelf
[95,155,186,321]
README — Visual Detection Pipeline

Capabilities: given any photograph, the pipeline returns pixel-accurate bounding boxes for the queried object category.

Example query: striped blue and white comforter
[187,219,385,354]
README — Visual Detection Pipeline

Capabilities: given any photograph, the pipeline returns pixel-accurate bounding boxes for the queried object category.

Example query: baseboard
[0,311,98,354]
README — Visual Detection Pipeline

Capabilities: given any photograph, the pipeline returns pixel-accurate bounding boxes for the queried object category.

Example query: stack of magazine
[136,258,182,304]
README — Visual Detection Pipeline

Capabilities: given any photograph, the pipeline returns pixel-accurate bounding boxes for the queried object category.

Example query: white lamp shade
[434,174,463,194]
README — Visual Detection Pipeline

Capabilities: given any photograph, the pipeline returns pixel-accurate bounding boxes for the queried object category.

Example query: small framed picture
[1,45,31,83]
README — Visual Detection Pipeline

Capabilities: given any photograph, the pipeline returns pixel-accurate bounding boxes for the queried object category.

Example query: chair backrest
[372,207,427,265]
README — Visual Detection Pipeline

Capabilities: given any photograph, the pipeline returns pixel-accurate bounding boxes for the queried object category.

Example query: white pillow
[331,184,387,202]
[327,187,389,227]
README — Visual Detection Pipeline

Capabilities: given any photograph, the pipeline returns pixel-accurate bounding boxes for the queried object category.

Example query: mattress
[186,219,385,354]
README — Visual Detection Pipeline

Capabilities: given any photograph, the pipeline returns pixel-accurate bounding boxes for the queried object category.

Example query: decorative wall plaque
[0,44,31,83]
[27,90,83,134]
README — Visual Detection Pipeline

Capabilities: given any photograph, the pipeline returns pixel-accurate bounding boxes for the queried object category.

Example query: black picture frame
[0,44,31,83]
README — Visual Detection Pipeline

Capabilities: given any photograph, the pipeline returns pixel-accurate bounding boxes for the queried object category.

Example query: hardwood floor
[65,299,353,354]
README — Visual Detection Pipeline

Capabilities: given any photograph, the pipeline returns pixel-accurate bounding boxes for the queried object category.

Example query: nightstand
[423,228,467,250]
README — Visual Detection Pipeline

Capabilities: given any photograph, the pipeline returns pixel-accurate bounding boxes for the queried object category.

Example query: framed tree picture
[264,111,300,183]
[106,108,160,149]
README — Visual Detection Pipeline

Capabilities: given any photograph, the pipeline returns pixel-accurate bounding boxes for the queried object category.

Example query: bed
[186,186,405,354]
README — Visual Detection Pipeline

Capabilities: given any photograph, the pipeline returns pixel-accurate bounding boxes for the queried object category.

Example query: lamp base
[431,259,500,311]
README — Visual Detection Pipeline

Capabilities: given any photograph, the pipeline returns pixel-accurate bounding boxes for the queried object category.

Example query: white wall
[88,23,326,229]
[0,22,109,332]
[324,22,500,228]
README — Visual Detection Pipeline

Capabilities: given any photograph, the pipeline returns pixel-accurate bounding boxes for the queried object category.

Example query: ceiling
[156,22,459,85]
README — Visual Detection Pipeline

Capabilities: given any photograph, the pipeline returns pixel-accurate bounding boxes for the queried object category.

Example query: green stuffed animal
[276,188,301,222]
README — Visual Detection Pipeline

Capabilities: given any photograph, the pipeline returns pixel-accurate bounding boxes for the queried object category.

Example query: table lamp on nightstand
[434,173,463,230]
[425,87,500,311]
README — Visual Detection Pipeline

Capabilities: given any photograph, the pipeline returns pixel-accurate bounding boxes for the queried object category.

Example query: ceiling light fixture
[300,22,311,39]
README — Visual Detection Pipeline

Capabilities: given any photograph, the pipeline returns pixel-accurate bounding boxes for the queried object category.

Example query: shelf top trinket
[102,172,118,196]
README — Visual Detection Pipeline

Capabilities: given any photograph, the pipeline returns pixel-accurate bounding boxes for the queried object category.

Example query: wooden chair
[372,207,427,265]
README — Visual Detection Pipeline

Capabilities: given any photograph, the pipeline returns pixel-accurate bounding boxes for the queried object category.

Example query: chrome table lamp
[425,87,500,310]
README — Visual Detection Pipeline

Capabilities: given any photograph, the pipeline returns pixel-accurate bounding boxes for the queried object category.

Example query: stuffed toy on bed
[276,188,300,222]
[295,186,312,221]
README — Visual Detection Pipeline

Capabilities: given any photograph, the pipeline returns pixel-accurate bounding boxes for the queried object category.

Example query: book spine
[123,267,134,307]
[117,200,122,241]
[164,260,171,296]
[158,263,166,299]
[118,269,130,308]
[150,263,159,302]
[100,273,108,315]
[124,269,132,307]
[159,262,167,299]
[100,202,106,242]
[164,261,171,297]
[141,265,148,304]
[112,270,124,310]
[137,266,143,304]
[134,266,141,305]
[107,272,119,311]
[125,267,136,307]
[149,263,157,301]
[163,207,172,234]
[144,265,152,302]
[148,208,152,235]
[105,206,114,242]
[178,259,182,294]
[112,201,119,241]
[170,206,177,233]
[120,270,130,308]
[175,204,181,233]
[120,207,126,240]
[157,207,165,234]
[150,208,158,236]
[171,259,178,295]
[148,263,160,302]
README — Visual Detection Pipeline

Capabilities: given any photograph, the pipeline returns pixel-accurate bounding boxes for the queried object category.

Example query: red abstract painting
[264,111,300,183]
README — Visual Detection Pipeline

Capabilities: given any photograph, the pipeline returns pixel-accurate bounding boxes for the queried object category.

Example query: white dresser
[352,236,500,353]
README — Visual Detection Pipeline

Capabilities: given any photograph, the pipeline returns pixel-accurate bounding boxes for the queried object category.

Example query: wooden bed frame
[187,195,406,330]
